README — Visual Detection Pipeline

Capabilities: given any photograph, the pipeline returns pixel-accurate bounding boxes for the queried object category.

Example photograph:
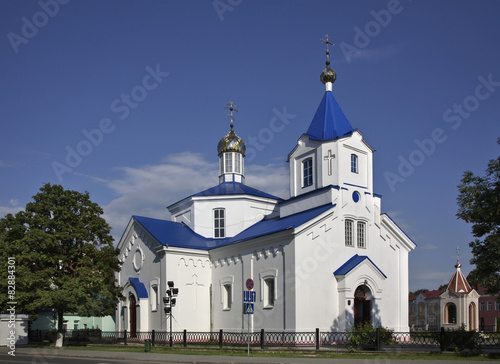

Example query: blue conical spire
[306,91,354,141]
[307,36,354,141]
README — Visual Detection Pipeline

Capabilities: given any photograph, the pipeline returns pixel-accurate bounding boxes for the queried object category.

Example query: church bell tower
[288,35,374,198]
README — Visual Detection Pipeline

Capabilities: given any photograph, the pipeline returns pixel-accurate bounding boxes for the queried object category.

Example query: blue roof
[214,203,334,247]
[333,254,387,278]
[128,277,148,298]
[132,203,334,251]
[306,91,354,141]
[133,215,212,250]
[192,182,281,200]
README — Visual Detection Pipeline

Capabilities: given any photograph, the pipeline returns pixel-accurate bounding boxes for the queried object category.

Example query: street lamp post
[163,281,178,347]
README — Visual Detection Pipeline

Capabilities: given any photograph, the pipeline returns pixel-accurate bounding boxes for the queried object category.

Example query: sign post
[243,278,255,356]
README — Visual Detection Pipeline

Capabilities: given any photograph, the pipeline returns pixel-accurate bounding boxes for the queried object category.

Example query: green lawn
[28,344,500,361]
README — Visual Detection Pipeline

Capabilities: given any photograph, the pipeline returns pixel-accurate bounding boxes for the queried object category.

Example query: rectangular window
[487,302,492,311]
[224,154,233,173]
[214,208,225,238]
[73,320,79,330]
[264,278,275,308]
[235,154,241,174]
[351,154,358,173]
[303,158,313,187]
[496,301,500,310]
[357,222,366,248]
[480,302,484,311]
[223,284,232,310]
[345,219,353,247]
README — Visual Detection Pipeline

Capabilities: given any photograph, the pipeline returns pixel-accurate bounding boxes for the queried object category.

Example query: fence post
[99,329,102,343]
[124,329,127,346]
[260,329,265,349]
[219,329,223,349]
[439,327,445,352]
[183,329,187,347]
[151,330,155,346]
[375,328,380,351]
[315,328,320,350]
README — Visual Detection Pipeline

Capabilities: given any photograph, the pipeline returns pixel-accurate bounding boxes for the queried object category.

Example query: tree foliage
[409,288,428,297]
[0,183,123,340]
[456,139,500,294]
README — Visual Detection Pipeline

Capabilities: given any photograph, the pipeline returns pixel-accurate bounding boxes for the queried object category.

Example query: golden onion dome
[217,126,246,156]
[320,66,337,85]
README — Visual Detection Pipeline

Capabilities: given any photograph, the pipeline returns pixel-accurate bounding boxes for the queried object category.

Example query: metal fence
[28,328,500,352]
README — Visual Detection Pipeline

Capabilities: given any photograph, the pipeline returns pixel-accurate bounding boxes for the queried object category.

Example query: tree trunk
[55,310,64,348]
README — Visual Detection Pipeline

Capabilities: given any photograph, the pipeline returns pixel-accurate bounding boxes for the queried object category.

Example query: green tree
[457,139,500,295]
[0,183,123,347]
[409,288,428,297]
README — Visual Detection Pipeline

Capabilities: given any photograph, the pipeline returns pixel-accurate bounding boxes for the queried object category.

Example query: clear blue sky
[1,0,499,292]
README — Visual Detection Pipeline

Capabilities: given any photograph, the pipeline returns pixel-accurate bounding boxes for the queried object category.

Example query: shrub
[346,323,394,350]
[445,324,481,353]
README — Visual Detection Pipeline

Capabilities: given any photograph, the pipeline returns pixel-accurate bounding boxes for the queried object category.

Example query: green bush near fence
[346,323,394,350]
[444,325,481,353]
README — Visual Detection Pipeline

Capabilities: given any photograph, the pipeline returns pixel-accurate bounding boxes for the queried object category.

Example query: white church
[116,41,416,335]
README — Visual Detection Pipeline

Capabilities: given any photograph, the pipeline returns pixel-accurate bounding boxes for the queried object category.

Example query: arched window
[150,284,158,312]
[351,154,358,173]
[220,276,234,311]
[357,222,366,248]
[302,158,313,187]
[445,303,457,324]
[263,278,275,308]
[345,219,354,246]
[223,284,232,310]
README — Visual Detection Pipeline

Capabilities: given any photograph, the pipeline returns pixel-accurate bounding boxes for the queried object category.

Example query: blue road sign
[245,303,254,314]
[243,291,256,302]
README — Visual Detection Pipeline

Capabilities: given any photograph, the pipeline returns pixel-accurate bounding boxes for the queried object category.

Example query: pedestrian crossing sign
[245,303,254,314]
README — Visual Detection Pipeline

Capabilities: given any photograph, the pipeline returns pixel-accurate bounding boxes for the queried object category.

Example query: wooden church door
[129,294,137,337]
[354,286,371,326]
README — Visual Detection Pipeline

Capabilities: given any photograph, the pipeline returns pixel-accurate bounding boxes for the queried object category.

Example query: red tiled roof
[423,289,444,299]
[447,263,472,294]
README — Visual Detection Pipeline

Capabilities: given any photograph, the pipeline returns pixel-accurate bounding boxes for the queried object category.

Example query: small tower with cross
[217,101,246,184]
[288,36,374,199]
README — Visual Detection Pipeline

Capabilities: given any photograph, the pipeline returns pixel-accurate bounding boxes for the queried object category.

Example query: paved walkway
[12,347,495,364]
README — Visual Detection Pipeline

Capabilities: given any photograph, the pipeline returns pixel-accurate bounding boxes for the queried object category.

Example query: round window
[352,191,360,203]
[133,249,143,271]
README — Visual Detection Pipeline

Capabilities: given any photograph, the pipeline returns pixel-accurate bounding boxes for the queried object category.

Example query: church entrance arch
[354,285,372,326]
[129,294,137,337]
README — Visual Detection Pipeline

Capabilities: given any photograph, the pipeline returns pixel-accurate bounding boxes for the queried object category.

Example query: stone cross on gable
[324,149,335,176]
